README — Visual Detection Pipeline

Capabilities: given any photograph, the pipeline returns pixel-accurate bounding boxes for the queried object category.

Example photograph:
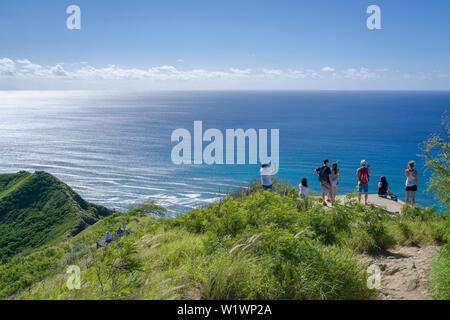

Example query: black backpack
[318,166,328,183]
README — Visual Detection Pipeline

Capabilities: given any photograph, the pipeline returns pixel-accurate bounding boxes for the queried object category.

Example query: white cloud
[263,69,284,76]
[0,58,68,78]
[230,68,252,75]
[51,64,68,76]
[321,66,335,72]
[343,67,377,79]
[0,58,387,83]
[3,57,445,90]
[0,58,16,75]
[286,69,307,79]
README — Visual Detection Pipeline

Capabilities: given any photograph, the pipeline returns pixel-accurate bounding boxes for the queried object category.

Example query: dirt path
[335,194,405,215]
[361,245,440,300]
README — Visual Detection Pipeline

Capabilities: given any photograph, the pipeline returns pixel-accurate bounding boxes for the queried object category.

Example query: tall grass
[5,183,448,300]
[428,243,450,300]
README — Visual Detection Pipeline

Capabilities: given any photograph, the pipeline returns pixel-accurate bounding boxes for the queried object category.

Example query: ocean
[0,90,448,214]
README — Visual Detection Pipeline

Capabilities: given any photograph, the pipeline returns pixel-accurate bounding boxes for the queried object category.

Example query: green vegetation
[419,114,449,299]
[0,175,447,300]
[428,243,450,300]
[0,171,112,263]
[421,112,449,206]
[428,218,450,300]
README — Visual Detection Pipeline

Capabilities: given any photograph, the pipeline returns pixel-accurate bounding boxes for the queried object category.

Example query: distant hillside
[0,171,113,263]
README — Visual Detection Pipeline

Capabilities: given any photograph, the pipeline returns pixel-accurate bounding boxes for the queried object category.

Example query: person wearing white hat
[356,160,372,205]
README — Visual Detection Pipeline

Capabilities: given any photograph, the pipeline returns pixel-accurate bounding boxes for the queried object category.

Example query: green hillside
[0,181,447,300]
[0,171,113,263]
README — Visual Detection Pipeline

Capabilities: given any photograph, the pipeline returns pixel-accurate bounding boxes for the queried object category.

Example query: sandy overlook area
[335,194,406,215]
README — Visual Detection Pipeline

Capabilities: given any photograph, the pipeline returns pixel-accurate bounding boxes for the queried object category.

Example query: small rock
[385,266,400,275]
[406,277,419,291]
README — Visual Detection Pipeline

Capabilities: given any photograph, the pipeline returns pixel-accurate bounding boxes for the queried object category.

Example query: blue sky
[1,0,450,90]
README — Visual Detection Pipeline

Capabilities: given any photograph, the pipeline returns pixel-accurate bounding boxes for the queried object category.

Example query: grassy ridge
[1,180,447,300]
[0,171,113,263]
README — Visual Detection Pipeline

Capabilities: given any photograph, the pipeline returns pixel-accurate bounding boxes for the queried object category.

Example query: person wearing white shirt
[260,163,276,190]
[299,178,309,198]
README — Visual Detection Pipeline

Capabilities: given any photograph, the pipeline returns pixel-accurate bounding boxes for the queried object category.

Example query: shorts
[320,181,331,189]
[262,184,273,190]
[359,183,369,193]
[405,185,417,192]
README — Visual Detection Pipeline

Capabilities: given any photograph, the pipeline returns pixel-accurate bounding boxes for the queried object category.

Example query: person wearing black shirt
[378,176,397,201]
[314,159,333,206]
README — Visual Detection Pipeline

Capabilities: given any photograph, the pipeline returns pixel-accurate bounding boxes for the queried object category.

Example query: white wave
[182,193,201,199]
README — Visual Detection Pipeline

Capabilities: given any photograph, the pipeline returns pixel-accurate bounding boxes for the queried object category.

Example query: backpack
[359,167,369,184]
[318,166,329,183]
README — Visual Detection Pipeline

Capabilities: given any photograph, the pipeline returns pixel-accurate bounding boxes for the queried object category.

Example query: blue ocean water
[0,90,448,214]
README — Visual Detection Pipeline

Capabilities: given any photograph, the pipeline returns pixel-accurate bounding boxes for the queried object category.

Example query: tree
[128,200,167,217]
[421,112,449,206]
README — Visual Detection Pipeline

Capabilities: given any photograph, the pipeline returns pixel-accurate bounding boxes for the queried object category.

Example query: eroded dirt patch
[361,245,440,300]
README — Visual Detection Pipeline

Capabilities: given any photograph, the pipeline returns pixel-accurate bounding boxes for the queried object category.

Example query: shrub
[428,243,450,300]
[201,249,277,300]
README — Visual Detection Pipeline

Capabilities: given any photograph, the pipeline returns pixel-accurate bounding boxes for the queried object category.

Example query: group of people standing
[313,159,340,205]
[260,159,419,207]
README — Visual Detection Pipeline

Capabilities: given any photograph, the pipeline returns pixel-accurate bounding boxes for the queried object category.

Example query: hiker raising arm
[270,162,276,174]
[260,162,276,190]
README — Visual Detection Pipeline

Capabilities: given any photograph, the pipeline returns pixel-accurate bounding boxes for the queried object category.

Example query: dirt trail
[335,194,405,215]
[361,245,440,300]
